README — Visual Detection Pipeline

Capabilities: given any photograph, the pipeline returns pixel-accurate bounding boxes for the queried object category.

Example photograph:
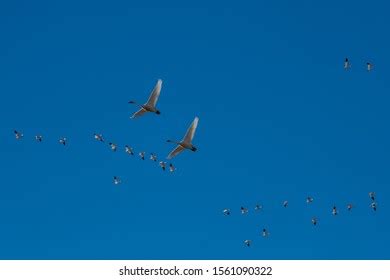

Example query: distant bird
[311,217,318,226]
[150,153,157,162]
[129,79,162,118]
[14,130,23,140]
[59,137,67,146]
[283,201,288,208]
[139,152,145,160]
[223,208,231,216]
[35,135,43,142]
[371,202,377,211]
[306,197,314,204]
[369,192,376,201]
[347,204,353,211]
[240,206,248,215]
[125,145,134,155]
[332,206,338,216]
[367,62,373,72]
[94,133,104,142]
[109,143,117,152]
[113,176,121,185]
[159,161,166,171]
[244,240,252,247]
[262,228,270,238]
[254,204,263,211]
[344,58,351,70]
[169,163,176,172]
[167,117,199,159]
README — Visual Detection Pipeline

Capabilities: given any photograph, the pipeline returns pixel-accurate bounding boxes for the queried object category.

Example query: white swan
[129,79,162,119]
[14,130,23,140]
[167,117,199,159]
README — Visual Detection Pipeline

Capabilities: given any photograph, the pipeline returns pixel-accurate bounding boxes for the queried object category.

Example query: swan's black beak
[156,110,161,115]
[191,147,197,152]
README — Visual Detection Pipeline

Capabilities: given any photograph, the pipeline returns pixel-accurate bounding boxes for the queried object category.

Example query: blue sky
[0,0,389,259]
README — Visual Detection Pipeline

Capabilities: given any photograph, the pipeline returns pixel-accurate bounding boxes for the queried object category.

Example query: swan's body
[367,62,373,71]
[109,143,117,152]
[94,133,104,142]
[150,153,157,162]
[129,79,162,119]
[167,117,199,159]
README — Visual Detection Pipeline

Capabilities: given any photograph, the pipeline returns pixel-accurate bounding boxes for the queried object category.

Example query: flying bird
[223,208,231,216]
[109,143,117,152]
[283,201,288,208]
[59,137,67,146]
[129,79,162,119]
[371,202,377,211]
[311,217,318,226]
[369,192,376,201]
[254,204,263,211]
[159,161,166,171]
[240,206,248,215]
[125,145,134,155]
[244,240,252,247]
[262,228,270,238]
[150,153,157,162]
[35,135,43,142]
[367,62,373,71]
[347,204,353,211]
[139,152,145,160]
[167,117,199,159]
[113,176,121,185]
[94,133,104,142]
[14,130,23,140]
[169,163,176,172]
[332,206,338,216]
[344,58,350,70]
[306,197,314,204]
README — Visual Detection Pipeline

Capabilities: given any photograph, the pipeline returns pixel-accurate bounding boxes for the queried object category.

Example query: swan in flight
[306,196,314,204]
[240,206,248,215]
[344,58,350,70]
[14,130,23,140]
[369,192,376,201]
[223,208,231,216]
[311,217,318,226]
[35,135,43,142]
[150,153,157,162]
[167,117,199,159]
[159,161,166,171]
[113,176,121,185]
[169,163,176,172]
[59,137,67,146]
[139,151,145,160]
[367,62,373,71]
[94,133,104,142]
[283,201,288,208]
[254,204,263,211]
[244,240,252,247]
[262,228,270,238]
[332,206,338,216]
[129,79,162,119]
[347,204,353,211]
[371,202,377,211]
[109,142,117,152]
[125,145,134,155]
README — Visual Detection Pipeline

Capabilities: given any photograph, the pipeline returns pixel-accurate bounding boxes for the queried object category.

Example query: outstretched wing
[130,108,147,119]
[182,117,199,144]
[145,79,162,108]
[167,145,185,159]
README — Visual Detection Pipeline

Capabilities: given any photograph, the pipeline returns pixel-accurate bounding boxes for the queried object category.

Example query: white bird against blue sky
[167,117,199,159]
[129,79,162,119]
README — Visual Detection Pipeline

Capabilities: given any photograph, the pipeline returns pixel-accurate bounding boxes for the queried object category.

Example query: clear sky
[0,0,389,259]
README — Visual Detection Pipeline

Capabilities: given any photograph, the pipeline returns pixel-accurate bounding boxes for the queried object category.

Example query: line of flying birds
[235,192,378,247]
[12,79,200,184]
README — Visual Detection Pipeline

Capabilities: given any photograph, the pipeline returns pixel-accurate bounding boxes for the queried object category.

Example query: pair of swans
[128,79,199,159]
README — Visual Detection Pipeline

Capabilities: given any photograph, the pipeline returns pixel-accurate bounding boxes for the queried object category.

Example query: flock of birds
[224,58,378,247]
[12,79,200,184]
[232,192,379,247]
